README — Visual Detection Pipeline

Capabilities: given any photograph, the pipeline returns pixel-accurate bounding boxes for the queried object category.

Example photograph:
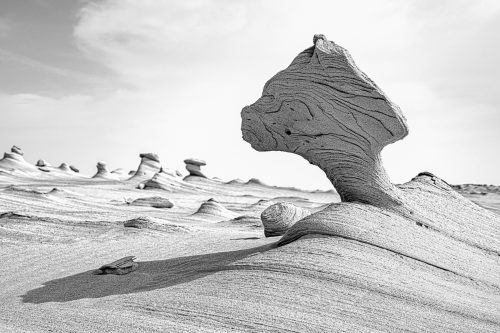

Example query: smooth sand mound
[192,198,238,221]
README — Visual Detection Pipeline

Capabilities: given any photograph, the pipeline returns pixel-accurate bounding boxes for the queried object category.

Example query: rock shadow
[22,244,272,304]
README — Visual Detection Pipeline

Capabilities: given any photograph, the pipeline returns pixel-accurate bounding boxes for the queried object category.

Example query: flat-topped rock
[184,158,207,178]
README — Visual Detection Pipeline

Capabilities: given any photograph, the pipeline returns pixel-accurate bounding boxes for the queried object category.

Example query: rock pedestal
[184,158,206,178]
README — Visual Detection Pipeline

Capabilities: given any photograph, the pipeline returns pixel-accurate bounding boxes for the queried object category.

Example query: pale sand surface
[1,173,499,332]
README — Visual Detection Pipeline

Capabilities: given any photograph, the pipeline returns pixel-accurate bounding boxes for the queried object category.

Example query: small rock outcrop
[129,197,174,209]
[58,163,71,172]
[260,203,311,237]
[130,153,162,179]
[184,158,206,178]
[94,256,138,275]
[141,170,185,191]
[123,217,154,229]
[69,165,79,173]
[36,160,50,167]
[0,146,38,173]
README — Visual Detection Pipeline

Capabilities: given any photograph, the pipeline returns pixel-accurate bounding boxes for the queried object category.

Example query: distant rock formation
[246,178,266,186]
[69,165,79,173]
[192,198,238,221]
[130,153,161,179]
[129,196,174,209]
[94,256,138,275]
[184,158,206,178]
[141,169,185,191]
[92,161,115,179]
[11,145,23,156]
[58,163,71,172]
[36,160,50,167]
[260,202,311,237]
[0,146,38,173]
[226,178,245,185]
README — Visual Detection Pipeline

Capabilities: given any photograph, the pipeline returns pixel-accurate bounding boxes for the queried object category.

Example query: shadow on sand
[22,244,273,304]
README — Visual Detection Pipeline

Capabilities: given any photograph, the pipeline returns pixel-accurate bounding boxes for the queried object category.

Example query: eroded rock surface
[130,153,162,179]
[261,202,311,237]
[184,158,207,178]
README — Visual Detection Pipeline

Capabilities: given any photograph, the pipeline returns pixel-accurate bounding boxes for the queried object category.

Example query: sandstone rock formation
[129,196,174,209]
[260,202,311,237]
[36,160,50,167]
[58,163,71,172]
[94,256,138,275]
[140,169,185,191]
[92,161,115,179]
[242,34,409,214]
[11,145,23,156]
[0,146,38,173]
[241,34,500,319]
[184,158,206,178]
[69,165,79,173]
[130,153,161,179]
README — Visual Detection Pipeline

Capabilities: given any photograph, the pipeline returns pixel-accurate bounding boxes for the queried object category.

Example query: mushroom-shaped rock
[242,34,408,213]
[130,153,161,179]
[36,159,50,167]
[94,256,138,275]
[92,161,115,179]
[69,165,79,173]
[184,158,207,178]
[261,202,311,237]
[192,198,238,221]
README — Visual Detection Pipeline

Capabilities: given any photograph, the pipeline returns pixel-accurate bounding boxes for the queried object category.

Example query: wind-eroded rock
[129,196,174,209]
[130,153,161,179]
[0,146,38,173]
[261,202,311,237]
[184,158,206,178]
[92,161,115,179]
[36,160,50,167]
[240,34,500,330]
[242,34,408,212]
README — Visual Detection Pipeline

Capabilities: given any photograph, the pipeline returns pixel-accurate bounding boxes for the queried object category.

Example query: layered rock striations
[260,202,311,237]
[241,34,500,328]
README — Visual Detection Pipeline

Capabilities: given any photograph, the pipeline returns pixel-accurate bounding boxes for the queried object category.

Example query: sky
[0,0,499,190]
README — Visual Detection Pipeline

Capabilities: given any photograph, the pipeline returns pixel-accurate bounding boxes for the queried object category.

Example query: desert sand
[1,35,499,332]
